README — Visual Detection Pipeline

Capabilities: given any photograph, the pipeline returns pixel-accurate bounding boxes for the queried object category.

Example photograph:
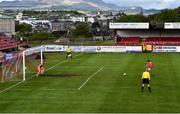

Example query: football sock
[148,87,151,92]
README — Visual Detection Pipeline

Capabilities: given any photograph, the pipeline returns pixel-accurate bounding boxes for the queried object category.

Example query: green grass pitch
[0,53,180,113]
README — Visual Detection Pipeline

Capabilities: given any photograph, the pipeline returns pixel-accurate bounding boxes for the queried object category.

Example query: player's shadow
[41,74,80,78]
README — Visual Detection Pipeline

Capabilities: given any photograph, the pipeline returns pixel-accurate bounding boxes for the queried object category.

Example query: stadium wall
[43,45,142,53]
[26,45,180,53]
[23,45,143,53]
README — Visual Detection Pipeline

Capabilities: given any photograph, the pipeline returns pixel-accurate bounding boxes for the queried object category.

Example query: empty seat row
[116,37,180,46]
[145,37,180,46]
[0,35,18,50]
[116,37,140,46]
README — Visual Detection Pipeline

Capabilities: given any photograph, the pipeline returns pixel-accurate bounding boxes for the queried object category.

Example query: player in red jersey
[37,63,45,76]
[146,60,153,72]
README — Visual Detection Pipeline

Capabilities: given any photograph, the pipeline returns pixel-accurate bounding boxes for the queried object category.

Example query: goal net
[1,46,43,82]
[1,53,23,82]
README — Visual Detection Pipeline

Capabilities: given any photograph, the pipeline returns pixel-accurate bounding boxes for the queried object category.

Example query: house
[86,17,95,23]
[70,16,86,23]
[19,19,52,32]
[51,20,73,32]
[16,12,23,21]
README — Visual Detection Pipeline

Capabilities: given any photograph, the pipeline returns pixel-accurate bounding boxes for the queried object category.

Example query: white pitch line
[78,67,104,90]
[0,53,82,94]
[11,88,77,91]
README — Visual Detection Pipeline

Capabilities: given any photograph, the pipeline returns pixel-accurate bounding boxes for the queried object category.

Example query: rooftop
[0,15,14,19]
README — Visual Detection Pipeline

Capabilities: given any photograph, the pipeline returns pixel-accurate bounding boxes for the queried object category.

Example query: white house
[16,13,23,21]
[87,17,95,23]
[71,16,85,23]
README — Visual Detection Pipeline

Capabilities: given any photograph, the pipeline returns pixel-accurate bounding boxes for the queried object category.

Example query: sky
[0,0,179,9]
[103,0,180,9]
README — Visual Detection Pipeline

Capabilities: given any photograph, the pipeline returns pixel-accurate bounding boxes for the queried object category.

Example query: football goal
[1,46,44,82]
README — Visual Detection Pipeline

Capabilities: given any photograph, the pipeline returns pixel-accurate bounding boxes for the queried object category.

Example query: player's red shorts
[147,67,152,72]
[37,67,44,76]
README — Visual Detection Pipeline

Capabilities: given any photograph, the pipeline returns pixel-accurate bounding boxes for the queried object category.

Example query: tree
[28,32,57,41]
[92,21,100,28]
[149,9,180,23]
[148,8,180,29]
[115,7,180,29]
[69,23,93,38]
[92,21,101,36]
[16,23,32,35]
[117,15,148,22]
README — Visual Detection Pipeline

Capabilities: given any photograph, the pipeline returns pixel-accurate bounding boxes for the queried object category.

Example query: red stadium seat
[116,37,180,46]
[144,37,180,46]
[116,37,140,46]
[0,35,18,51]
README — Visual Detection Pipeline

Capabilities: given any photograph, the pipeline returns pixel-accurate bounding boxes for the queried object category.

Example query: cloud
[162,0,176,2]
[0,0,16,2]
[103,0,180,9]
[0,0,14,1]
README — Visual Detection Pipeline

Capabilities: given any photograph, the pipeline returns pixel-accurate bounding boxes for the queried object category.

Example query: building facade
[19,19,52,32]
[52,20,73,32]
[0,15,15,35]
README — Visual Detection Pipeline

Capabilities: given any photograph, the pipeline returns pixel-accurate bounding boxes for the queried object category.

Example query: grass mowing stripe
[0,53,82,94]
[0,78,33,94]
[78,67,104,90]
[1,53,180,113]
[46,53,82,71]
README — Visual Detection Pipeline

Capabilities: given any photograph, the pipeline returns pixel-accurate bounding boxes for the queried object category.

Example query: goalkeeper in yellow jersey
[66,46,72,59]
[141,70,151,93]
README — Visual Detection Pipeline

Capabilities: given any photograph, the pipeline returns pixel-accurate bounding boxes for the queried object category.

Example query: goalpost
[1,46,44,82]
[1,44,83,82]
[22,47,44,81]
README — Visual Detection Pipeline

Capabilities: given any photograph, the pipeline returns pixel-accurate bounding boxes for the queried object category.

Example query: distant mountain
[143,9,161,15]
[0,0,160,14]
[0,0,41,8]
[120,6,143,14]
[0,0,120,10]
[40,0,121,10]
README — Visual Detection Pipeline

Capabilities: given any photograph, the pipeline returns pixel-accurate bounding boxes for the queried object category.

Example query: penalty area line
[78,67,104,90]
[0,53,82,94]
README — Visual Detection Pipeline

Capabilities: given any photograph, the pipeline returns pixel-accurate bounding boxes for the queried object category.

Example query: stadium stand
[115,37,140,46]
[0,35,18,51]
[145,37,180,46]
[115,36,180,46]
[110,22,180,46]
